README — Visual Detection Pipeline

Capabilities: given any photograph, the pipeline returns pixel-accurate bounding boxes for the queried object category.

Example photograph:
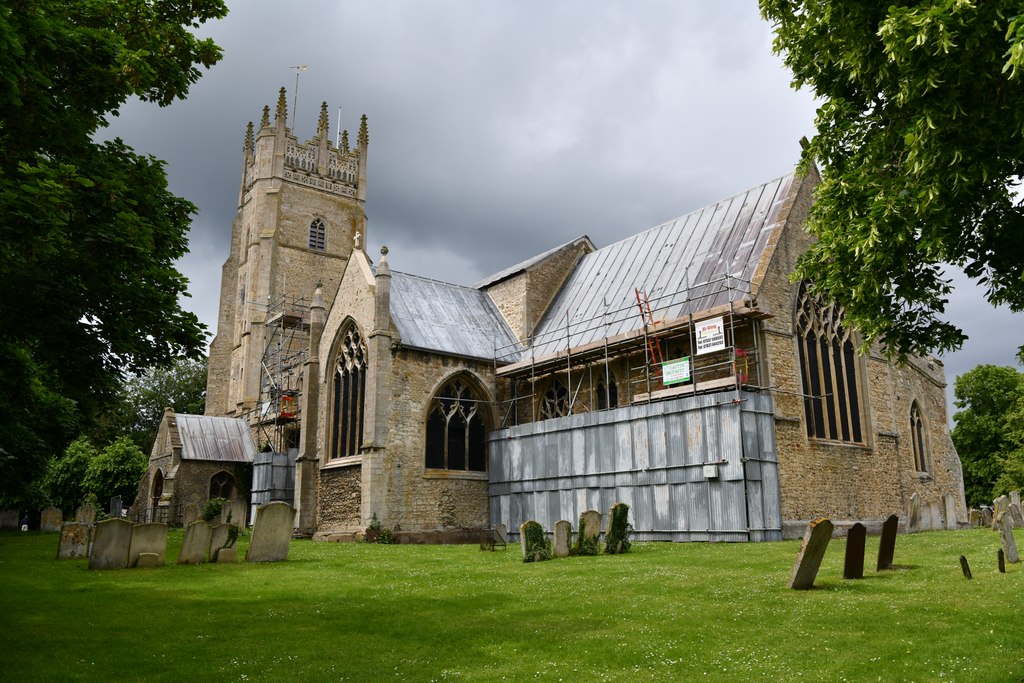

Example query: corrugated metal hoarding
[488,391,781,542]
[250,449,296,523]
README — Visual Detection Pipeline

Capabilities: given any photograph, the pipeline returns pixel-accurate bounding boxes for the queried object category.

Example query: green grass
[1,529,1022,682]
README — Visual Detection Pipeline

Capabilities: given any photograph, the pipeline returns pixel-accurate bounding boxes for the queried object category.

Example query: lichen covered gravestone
[74,504,96,526]
[57,522,91,560]
[788,517,833,590]
[182,503,200,527]
[246,501,295,562]
[128,523,169,567]
[998,513,1020,564]
[40,506,63,532]
[178,520,212,564]
[519,520,551,562]
[89,518,133,570]
[553,520,571,558]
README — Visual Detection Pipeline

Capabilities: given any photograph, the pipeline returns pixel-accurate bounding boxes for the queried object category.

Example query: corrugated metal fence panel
[488,390,781,542]
[250,450,295,517]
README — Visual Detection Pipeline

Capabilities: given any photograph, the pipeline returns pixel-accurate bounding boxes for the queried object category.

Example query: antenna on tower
[289,65,308,129]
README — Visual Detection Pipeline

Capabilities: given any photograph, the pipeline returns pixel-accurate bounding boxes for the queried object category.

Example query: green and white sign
[662,357,691,386]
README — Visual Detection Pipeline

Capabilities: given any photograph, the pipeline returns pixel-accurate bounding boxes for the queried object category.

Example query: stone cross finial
[275,86,287,124]
[260,105,270,128]
[380,245,388,257]
[358,114,369,147]
[317,101,329,137]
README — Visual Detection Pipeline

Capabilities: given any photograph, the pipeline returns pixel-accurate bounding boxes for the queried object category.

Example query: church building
[191,90,966,542]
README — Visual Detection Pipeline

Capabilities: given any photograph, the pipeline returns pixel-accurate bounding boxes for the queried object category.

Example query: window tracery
[308,218,326,250]
[331,325,366,459]
[425,378,486,472]
[911,401,929,473]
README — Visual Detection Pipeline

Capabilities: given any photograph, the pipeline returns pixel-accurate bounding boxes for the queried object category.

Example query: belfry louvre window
[911,401,929,472]
[796,281,864,443]
[331,325,366,459]
[425,378,486,472]
[308,218,326,250]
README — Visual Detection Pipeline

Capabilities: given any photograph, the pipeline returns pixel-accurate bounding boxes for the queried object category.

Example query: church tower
[206,87,369,428]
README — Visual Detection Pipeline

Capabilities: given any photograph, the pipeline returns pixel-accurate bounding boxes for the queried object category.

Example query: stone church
[191,89,966,541]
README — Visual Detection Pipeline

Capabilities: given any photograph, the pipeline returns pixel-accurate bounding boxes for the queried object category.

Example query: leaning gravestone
[128,523,169,567]
[74,504,97,526]
[943,494,957,530]
[999,513,1020,564]
[1011,490,1021,509]
[57,522,91,559]
[981,507,993,528]
[1008,503,1024,529]
[907,493,921,533]
[553,520,571,558]
[789,517,834,590]
[209,523,232,559]
[877,514,898,571]
[992,496,1009,529]
[494,523,508,546]
[182,503,200,527]
[89,518,133,570]
[959,555,973,580]
[843,522,866,580]
[40,506,63,532]
[178,520,212,564]
[246,501,295,562]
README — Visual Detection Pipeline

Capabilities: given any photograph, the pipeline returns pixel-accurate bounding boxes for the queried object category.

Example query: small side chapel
[193,89,966,542]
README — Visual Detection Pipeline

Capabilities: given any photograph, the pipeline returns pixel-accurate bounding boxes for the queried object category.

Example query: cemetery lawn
[1,529,1022,682]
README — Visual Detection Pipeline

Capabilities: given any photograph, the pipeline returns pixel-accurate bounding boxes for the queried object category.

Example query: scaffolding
[253,293,311,452]
[492,275,769,429]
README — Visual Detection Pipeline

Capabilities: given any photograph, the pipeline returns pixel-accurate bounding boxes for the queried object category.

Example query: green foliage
[572,514,600,556]
[521,520,552,562]
[761,0,1024,359]
[203,497,228,522]
[82,436,147,506]
[42,437,97,513]
[604,503,632,554]
[0,0,226,505]
[951,364,1024,506]
[377,528,396,545]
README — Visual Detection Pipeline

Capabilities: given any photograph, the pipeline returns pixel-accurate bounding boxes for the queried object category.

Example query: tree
[0,0,227,506]
[84,436,148,507]
[760,1,1024,360]
[950,364,1024,506]
[42,437,97,514]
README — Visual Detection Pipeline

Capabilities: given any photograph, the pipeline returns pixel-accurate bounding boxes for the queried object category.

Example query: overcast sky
[106,1,1022,420]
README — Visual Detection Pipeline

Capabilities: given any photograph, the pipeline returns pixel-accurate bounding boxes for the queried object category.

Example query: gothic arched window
[540,377,570,419]
[596,372,618,410]
[331,325,367,459]
[910,401,929,473]
[308,218,326,250]
[425,378,487,472]
[796,281,864,443]
[209,471,235,500]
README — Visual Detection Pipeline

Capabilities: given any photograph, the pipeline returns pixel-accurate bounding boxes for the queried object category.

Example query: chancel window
[331,325,366,459]
[308,218,326,250]
[425,378,487,472]
[540,377,570,419]
[596,373,618,410]
[796,281,864,443]
[911,401,929,473]
[209,471,235,500]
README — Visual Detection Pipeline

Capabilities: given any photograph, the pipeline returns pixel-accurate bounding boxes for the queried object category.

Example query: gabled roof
[175,414,257,463]
[473,235,594,289]
[527,174,795,358]
[389,271,521,362]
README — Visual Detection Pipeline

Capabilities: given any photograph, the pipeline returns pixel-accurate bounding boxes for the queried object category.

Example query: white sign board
[695,316,727,355]
[662,357,691,386]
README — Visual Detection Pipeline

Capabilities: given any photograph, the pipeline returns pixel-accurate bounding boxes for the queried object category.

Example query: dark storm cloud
[103,1,1022,412]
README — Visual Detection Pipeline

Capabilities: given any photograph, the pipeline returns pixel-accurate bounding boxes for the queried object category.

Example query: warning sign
[662,357,691,386]
[695,316,726,355]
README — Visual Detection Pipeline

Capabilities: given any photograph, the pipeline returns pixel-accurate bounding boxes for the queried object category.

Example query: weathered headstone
[225,500,246,527]
[580,509,601,543]
[109,495,123,519]
[981,507,993,528]
[992,496,1009,529]
[1010,490,1021,509]
[998,548,1006,573]
[928,500,943,531]
[877,514,898,571]
[137,552,161,569]
[519,520,551,562]
[553,520,571,558]
[88,518,133,570]
[998,513,1020,564]
[0,509,18,530]
[57,522,91,559]
[494,523,508,545]
[178,520,212,564]
[40,506,63,532]
[216,547,238,563]
[843,522,866,580]
[959,555,972,580]
[943,494,957,530]
[209,523,231,559]
[1008,503,1024,529]
[788,517,834,590]
[128,523,169,567]
[246,501,295,562]
[182,503,200,527]
[74,504,96,526]
[907,493,921,532]
[969,509,984,527]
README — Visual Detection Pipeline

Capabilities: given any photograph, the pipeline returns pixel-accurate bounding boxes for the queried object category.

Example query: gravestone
[1008,503,1024,529]
[137,552,161,569]
[0,509,18,530]
[1011,490,1021,509]
[74,504,96,526]
[788,517,834,590]
[225,500,246,527]
[209,523,232,559]
[959,555,972,580]
[992,496,1009,529]
[553,520,571,558]
[246,501,295,562]
[128,523,169,567]
[182,503,200,527]
[216,547,238,563]
[969,509,984,527]
[877,514,898,571]
[907,493,921,532]
[998,513,1020,564]
[109,495,123,519]
[40,506,63,532]
[57,522,91,559]
[998,549,1006,573]
[494,523,508,545]
[580,509,601,543]
[843,522,866,580]
[178,520,212,564]
[88,518,133,570]
[943,494,957,530]
[519,520,550,562]
[928,500,943,531]
[981,507,993,528]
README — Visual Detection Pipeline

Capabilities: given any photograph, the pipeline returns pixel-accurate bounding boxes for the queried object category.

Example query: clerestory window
[796,281,864,443]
